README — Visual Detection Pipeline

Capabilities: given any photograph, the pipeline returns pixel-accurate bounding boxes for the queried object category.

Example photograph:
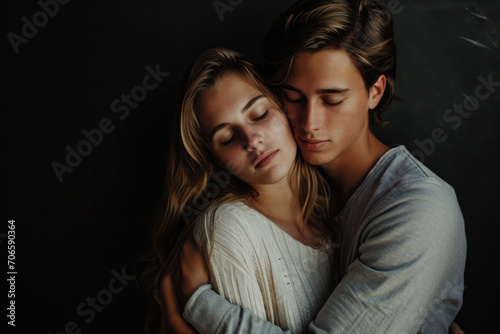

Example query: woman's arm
[160,273,197,334]
[160,233,206,334]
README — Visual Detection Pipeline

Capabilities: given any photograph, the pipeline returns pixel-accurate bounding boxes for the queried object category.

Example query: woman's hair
[263,0,397,126]
[136,47,332,333]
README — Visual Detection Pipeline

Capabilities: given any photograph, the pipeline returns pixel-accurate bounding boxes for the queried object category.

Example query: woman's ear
[368,74,387,110]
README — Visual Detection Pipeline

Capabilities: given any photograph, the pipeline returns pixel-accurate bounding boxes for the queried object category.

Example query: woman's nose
[243,131,263,152]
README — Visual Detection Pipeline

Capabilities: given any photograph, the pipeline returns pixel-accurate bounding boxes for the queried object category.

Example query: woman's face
[198,72,297,187]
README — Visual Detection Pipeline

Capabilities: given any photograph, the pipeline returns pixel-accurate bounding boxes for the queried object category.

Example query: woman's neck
[247,177,300,223]
[244,177,317,246]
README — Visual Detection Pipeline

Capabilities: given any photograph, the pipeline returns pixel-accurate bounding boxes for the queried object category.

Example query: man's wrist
[181,276,206,306]
[183,284,237,334]
[183,283,213,314]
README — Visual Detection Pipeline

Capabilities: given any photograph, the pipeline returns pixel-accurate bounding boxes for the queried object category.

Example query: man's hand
[449,321,465,334]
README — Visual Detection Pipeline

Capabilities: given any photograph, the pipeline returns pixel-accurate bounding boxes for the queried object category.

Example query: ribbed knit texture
[193,201,334,333]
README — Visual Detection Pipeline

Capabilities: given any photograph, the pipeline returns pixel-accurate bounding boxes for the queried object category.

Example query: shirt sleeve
[184,285,291,334]
[188,205,273,331]
[184,180,466,334]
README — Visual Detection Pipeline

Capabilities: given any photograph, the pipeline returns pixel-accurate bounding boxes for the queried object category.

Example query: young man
[164,0,466,333]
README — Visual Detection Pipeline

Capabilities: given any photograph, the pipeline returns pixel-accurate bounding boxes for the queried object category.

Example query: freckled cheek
[284,104,301,122]
[324,111,349,139]
[331,108,364,141]
[281,107,302,133]
[268,119,296,157]
[290,120,301,136]
[211,147,241,168]
[266,114,290,137]
[220,153,248,176]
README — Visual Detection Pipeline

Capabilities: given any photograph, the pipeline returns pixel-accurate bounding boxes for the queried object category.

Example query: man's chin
[300,151,331,167]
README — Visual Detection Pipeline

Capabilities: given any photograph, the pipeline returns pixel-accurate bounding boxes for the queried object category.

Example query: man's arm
[182,181,466,333]
[184,285,291,334]
[307,180,466,333]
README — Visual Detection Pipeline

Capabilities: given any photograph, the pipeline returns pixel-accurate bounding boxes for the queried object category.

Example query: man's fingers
[449,321,465,334]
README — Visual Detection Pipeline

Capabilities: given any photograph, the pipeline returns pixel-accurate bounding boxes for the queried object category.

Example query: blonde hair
[136,47,332,333]
[264,0,397,126]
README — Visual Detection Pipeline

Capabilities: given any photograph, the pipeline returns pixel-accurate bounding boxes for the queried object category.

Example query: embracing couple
[138,0,466,333]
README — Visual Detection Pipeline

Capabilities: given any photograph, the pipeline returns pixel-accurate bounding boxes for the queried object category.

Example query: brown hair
[136,47,332,333]
[264,0,396,126]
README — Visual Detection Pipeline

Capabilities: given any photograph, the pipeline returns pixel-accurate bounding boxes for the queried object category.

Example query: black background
[2,0,499,333]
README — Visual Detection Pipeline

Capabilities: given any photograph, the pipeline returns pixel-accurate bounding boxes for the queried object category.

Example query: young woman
[138,47,336,334]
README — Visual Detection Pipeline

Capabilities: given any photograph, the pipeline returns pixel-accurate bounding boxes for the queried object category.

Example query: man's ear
[368,74,386,110]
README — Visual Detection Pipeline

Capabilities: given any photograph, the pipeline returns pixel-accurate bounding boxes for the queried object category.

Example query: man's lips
[298,138,329,150]
[254,150,279,168]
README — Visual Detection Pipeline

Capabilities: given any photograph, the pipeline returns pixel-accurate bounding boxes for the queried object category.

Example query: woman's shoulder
[193,201,263,244]
[201,200,255,223]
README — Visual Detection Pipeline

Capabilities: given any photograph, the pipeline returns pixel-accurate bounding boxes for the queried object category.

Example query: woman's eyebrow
[209,94,265,141]
[242,94,265,112]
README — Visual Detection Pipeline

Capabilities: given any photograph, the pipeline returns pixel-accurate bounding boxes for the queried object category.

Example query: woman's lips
[254,150,279,168]
[299,138,329,150]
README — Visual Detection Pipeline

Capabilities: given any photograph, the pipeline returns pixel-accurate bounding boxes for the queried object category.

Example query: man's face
[281,48,383,170]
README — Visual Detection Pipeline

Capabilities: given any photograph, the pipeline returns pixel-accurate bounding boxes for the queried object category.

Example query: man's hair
[264,0,396,126]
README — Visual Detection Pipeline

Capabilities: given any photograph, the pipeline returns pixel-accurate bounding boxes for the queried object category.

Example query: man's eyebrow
[281,84,349,94]
[281,84,301,93]
[209,94,265,141]
[317,88,349,94]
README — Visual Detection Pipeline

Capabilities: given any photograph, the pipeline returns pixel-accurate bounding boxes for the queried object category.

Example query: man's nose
[301,100,324,132]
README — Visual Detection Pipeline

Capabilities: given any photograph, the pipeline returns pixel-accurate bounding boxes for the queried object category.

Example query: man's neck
[322,131,389,212]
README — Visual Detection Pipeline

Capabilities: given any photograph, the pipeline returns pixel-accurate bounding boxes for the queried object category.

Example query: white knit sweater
[193,201,334,333]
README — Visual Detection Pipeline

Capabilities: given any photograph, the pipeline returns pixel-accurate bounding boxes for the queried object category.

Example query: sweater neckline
[235,201,333,252]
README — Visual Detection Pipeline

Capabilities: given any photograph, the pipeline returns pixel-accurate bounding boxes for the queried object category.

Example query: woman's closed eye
[219,110,269,146]
[221,134,236,146]
[253,110,268,121]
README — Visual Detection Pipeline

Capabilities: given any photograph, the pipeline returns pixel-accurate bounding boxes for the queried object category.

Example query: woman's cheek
[266,114,289,138]
[224,156,245,176]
